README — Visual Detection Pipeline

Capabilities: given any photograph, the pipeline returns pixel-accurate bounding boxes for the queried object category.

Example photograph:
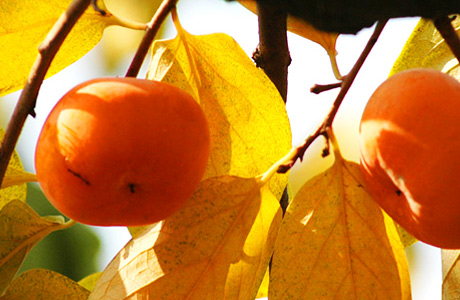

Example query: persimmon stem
[433,15,460,65]
[125,0,178,78]
[0,0,92,186]
[277,20,387,173]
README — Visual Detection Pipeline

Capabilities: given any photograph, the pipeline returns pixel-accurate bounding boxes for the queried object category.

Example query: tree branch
[278,20,388,173]
[434,15,460,65]
[0,0,92,185]
[125,0,178,78]
[253,1,291,212]
[253,1,291,102]
[310,82,342,94]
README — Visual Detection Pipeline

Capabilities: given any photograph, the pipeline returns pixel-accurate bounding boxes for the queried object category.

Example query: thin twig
[0,0,92,186]
[310,81,343,94]
[125,0,178,78]
[325,21,387,128]
[433,15,460,65]
[278,20,388,173]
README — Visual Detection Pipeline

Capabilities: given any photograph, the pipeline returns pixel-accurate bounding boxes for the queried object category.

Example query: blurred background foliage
[100,0,163,71]
[19,184,101,281]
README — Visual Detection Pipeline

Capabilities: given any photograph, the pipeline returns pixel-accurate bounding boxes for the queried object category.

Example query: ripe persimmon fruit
[35,78,210,226]
[359,68,460,249]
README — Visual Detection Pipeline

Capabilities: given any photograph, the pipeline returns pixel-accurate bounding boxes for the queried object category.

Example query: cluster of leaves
[2,0,460,299]
[229,0,460,34]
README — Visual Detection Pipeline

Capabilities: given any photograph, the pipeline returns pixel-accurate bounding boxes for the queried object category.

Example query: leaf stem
[1,171,37,189]
[0,0,92,187]
[277,20,387,173]
[170,6,182,32]
[329,51,343,80]
[105,14,148,30]
[259,148,298,185]
[325,127,342,160]
[433,15,460,65]
[125,0,178,77]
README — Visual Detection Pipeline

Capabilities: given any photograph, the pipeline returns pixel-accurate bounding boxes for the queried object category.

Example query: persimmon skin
[359,68,460,249]
[35,78,210,226]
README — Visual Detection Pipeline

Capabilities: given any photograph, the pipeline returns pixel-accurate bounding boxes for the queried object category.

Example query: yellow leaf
[390,17,460,76]
[256,267,269,299]
[127,224,153,238]
[442,249,460,299]
[79,272,102,292]
[147,12,292,199]
[0,128,27,210]
[269,154,411,299]
[1,269,89,299]
[0,0,146,97]
[89,175,282,300]
[396,223,417,248]
[237,0,341,79]
[0,200,71,296]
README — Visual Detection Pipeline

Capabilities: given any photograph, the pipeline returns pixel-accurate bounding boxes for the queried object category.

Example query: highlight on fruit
[359,68,460,249]
[35,77,211,226]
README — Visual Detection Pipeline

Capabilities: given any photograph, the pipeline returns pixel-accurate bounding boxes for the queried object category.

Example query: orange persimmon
[35,78,210,226]
[359,68,460,249]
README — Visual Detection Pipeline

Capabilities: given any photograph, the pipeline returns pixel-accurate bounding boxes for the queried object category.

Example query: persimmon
[35,78,210,226]
[359,68,460,249]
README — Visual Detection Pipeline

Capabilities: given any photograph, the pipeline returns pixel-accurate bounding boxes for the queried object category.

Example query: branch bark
[253,2,290,102]
[278,21,388,173]
[254,1,290,212]
[0,0,92,185]
[434,16,460,65]
[125,0,178,77]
